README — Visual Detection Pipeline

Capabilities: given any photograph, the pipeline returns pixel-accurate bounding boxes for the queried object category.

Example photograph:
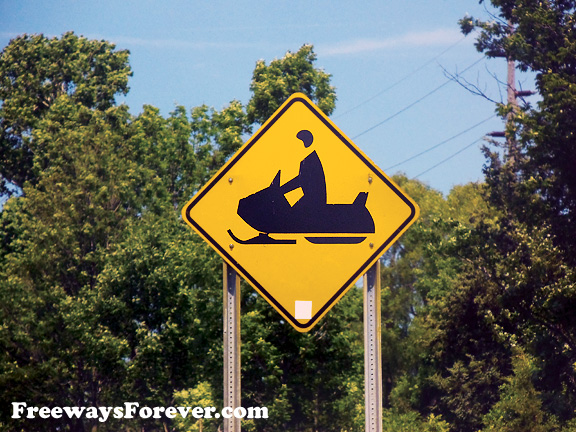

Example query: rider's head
[297,130,313,148]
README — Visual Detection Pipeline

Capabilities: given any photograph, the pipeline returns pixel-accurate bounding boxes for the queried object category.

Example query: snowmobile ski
[305,236,366,244]
[228,229,296,245]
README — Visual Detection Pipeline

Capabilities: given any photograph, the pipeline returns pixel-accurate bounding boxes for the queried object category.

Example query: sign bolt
[229,243,234,250]
[228,177,234,184]
[368,175,373,184]
[369,242,374,249]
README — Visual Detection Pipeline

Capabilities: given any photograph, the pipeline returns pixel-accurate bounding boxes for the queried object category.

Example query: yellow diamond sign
[182,93,419,332]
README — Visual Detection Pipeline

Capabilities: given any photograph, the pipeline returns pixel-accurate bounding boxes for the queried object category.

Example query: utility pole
[506,54,518,165]
[488,21,518,143]
[487,21,534,156]
[486,56,517,140]
[507,56,517,108]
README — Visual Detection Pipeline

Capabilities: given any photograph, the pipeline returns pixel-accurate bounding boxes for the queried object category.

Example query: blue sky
[1,0,535,195]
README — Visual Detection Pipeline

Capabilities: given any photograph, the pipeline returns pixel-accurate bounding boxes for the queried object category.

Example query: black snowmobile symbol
[227,130,375,245]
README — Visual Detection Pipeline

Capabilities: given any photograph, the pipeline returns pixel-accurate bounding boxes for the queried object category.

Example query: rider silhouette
[279,130,327,209]
[229,127,375,243]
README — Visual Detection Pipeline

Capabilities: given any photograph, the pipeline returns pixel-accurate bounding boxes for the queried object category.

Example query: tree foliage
[394,1,576,430]
[460,0,576,257]
[0,34,354,432]
[246,44,336,125]
[3,7,576,429]
[481,351,557,432]
[0,32,131,194]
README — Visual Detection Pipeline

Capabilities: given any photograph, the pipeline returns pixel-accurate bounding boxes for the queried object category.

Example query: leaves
[246,45,336,125]
[3,21,575,431]
[0,34,363,431]
[0,32,131,194]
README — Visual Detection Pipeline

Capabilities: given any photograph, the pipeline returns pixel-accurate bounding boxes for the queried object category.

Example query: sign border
[183,93,418,331]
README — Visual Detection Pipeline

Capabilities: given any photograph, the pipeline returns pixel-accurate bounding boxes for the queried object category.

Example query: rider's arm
[280,175,301,193]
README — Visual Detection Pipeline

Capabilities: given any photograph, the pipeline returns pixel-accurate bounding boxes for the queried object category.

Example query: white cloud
[319,28,463,56]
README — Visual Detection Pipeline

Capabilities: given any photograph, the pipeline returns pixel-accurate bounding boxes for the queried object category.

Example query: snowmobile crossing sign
[182,93,419,332]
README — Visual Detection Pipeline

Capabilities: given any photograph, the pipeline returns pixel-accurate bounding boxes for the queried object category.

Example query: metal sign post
[223,263,241,432]
[364,260,382,432]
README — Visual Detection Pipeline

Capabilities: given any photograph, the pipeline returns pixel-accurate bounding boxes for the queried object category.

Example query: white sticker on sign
[295,301,312,320]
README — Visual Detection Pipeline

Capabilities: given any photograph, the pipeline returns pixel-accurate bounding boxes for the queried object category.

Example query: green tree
[384,3,576,430]
[481,351,557,432]
[0,34,355,432]
[188,100,250,182]
[461,1,576,253]
[173,382,218,432]
[246,44,336,125]
[0,32,131,194]
[95,211,222,431]
[129,102,248,211]
[0,97,159,431]
[380,176,500,424]
[456,0,576,425]
[381,410,450,432]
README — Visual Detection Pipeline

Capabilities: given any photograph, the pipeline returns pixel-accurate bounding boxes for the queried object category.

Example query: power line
[385,114,495,171]
[334,36,467,119]
[413,138,483,179]
[352,57,485,140]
